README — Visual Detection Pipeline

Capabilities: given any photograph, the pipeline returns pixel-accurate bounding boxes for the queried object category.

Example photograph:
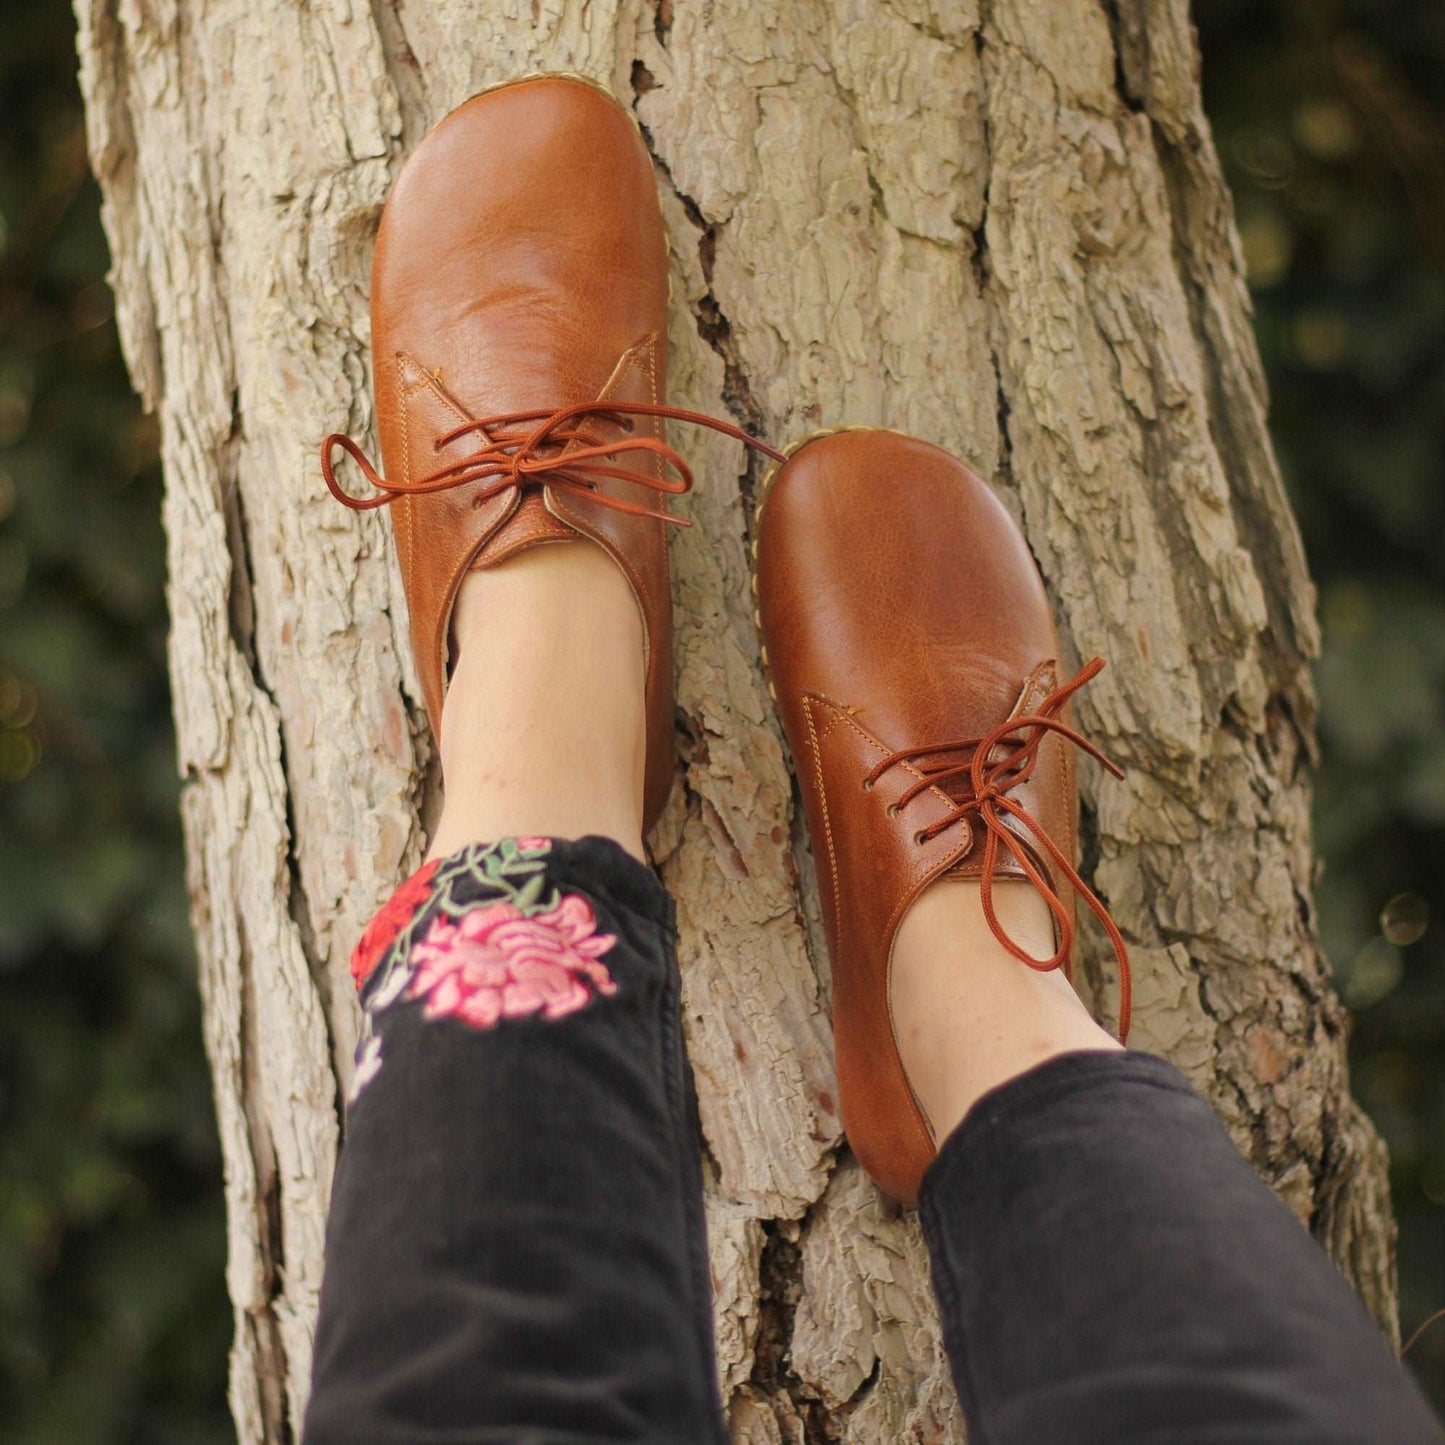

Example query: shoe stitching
[398,356,443,399]
[398,351,471,425]
[644,334,662,483]
[1024,664,1074,886]
[805,694,976,933]
[1015,660,1077,922]
[1022,661,1071,900]
[806,694,977,934]
[396,352,474,592]
[396,355,416,588]
[811,696,964,820]
[805,693,968,1161]
[803,696,843,951]
[396,351,491,707]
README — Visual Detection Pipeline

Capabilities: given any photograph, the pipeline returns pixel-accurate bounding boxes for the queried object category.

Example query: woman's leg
[897,880,1444,1445]
[303,550,725,1445]
[752,426,1439,1444]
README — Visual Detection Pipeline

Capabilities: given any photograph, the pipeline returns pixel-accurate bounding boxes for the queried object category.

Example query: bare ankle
[426,544,648,862]
[891,880,1123,1144]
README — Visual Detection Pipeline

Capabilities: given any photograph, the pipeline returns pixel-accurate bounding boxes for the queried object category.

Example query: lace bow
[322,401,786,524]
[863,658,1131,1040]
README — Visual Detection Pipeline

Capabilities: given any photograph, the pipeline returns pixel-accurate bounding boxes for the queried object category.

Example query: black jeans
[304,836,1442,1444]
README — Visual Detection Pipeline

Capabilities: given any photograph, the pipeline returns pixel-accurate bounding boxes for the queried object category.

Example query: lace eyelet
[861,779,873,792]
[471,495,485,511]
[885,803,898,817]
[914,831,928,846]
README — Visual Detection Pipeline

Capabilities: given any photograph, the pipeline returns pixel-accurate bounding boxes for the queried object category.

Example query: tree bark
[75,1,1397,1440]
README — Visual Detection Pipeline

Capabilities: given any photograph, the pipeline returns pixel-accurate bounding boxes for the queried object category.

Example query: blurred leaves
[0,2,229,1442]
[1199,0,1445,1408]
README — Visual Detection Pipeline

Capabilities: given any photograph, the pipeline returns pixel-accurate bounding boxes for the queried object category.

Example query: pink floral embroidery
[515,836,551,851]
[407,892,617,1029]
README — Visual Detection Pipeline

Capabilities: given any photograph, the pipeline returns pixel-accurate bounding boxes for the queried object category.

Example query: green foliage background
[0,1,232,1441]
[0,0,1440,1438]
[1199,0,1445,1405]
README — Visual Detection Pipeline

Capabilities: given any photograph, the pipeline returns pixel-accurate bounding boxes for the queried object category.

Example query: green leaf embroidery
[514,872,547,909]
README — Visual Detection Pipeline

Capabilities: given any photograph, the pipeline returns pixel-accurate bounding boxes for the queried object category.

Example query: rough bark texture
[75,1,1397,1440]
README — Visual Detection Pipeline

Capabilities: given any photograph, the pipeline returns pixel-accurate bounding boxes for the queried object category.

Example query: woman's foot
[754,429,1130,1205]
[426,542,648,864]
[323,77,783,856]
[322,75,680,844]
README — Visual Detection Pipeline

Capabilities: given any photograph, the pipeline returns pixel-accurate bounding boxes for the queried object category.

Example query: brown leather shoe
[322,74,779,833]
[753,429,1130,1205]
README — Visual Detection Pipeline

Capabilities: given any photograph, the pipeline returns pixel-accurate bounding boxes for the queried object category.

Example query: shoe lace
[322,401,786,525]
[863,657,1131,1040]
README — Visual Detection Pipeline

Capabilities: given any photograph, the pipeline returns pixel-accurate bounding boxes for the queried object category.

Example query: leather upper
[367,75,676,830]
[754,430,1084,1205]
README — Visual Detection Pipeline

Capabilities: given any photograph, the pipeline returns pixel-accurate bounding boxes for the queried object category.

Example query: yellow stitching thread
[396,352,483,707]
[804,697,844,950]
[822,702,962,816]
[808,697,974,919]
[645,333,662,482]
[395,354,416,585]
[806,692,965,1147]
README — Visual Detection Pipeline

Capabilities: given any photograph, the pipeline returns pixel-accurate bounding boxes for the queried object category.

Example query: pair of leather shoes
[324,75,1129,1206]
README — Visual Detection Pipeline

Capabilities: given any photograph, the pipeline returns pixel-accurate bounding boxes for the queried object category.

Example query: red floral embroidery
[350,858,440,989]
[407,892,617,1028]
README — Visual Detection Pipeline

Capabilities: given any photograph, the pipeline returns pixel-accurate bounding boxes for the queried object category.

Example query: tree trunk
[74,1,1398,1439]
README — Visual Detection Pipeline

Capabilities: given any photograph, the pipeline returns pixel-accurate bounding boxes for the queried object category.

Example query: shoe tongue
[473,491,576,570]
[924,747,981,809]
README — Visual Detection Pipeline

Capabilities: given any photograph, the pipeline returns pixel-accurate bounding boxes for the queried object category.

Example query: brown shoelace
[863,657,1132,1040]
[322,401,787,523]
